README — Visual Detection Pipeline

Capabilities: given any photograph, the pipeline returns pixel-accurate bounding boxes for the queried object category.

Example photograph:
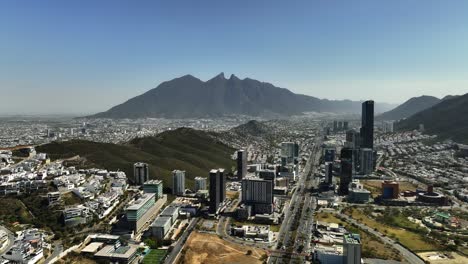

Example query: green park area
[316,211,402,261]
[143,249,167,264]
[343,207,441,252]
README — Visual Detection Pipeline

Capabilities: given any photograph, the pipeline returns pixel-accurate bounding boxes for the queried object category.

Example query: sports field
[143,249,167,264]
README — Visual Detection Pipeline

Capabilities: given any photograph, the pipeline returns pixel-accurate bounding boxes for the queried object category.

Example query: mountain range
[89,73,394,119]
[378,95,441,120]
[396,93,468,143]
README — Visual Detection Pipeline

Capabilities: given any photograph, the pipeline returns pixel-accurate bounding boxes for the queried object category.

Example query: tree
[144,238,158,249]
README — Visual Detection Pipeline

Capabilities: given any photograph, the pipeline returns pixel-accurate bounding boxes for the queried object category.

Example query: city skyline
[2,0,468,114]
[0,1,467,262]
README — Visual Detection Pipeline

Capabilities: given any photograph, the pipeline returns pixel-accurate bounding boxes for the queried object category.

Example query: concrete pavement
[164,218,199,264]
[269,136,322,264]
[0,225,14,256]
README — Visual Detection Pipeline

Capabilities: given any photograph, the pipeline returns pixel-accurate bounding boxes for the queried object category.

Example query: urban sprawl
[0,102,467,264]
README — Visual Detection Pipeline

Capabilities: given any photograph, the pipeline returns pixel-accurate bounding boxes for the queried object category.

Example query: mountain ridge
[396,93,468,143]
[378,95,441,121]
[88,73,395,119]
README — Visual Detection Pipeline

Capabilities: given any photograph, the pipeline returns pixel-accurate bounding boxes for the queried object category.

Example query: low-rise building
[143,180,163,199]
[94,243,139,264]
[159,206,179,225]
[3,229,45,264]
[126,193,158,233]
[63,205,92,227]
[348,180,370,203]
[151,216,172,240]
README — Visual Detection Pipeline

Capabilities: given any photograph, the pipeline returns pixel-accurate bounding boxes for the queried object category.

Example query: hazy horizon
[2,0,468,114]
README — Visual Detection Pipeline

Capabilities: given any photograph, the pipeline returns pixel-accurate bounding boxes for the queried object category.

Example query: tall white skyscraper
[383,121,394,133]
[172,170,186,195]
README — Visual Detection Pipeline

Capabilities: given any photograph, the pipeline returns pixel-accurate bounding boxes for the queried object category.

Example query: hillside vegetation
[37,128,235,188]
[378,95,440,121]
[396,93,468,143]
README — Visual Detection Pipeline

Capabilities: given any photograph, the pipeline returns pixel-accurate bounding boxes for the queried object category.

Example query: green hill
[378,95,440,121]
[36,128,235,188]
[396,93,468,143]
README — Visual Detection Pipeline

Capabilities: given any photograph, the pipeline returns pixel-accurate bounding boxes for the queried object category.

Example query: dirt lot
[180,231,267,264]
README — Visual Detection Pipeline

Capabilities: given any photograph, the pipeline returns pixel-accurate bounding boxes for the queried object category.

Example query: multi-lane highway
[289,139,322,263]
[268,136,322,263]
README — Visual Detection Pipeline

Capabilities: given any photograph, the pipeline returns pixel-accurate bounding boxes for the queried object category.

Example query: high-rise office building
[194,177,207,192]
[133,162,149,185]
[345,129,361,149]
[236,150,247,180]
[333,120,338,131]
[281,142,299,165]
[209,169,225,214]
[339,148,353,195]
[359,148,373,175]
[258,169,276,183]
[126,193,157,232]
[241,178,274,214]
[325,162,333,185]
[383,121,394,133]
[343,121,349,130]
[343,233,362,264]
[360,100,374,149]
[324,148,336,162]
[172,170,185,196]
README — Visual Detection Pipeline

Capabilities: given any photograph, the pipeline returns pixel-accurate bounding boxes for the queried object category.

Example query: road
[164,217,199,264]
[268,136,322,264]
[44,241,63,264]
[0,225,14,256]
[338,213,425,264]
[216,199,275,250]
[288,140,321,263]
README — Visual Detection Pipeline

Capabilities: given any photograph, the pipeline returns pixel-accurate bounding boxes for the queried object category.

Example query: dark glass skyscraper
[236,150,247,180]
[339,148,353,195]
[209,169,225,214]
[360,100,374,149]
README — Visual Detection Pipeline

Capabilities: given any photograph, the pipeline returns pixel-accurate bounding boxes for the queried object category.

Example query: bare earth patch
[180,231,266,264]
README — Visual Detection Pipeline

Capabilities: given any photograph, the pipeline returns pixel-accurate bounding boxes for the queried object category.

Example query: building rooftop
[151,216,172,227]
[81,242,103,253]
[127,193,155,211]
[95,244,138,259]
[161,206,179,216]
[344,233,361,244]
[435,212,450,219]
[144,180,162,185]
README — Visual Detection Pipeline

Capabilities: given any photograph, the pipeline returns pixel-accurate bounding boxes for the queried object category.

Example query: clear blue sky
[1,0,468,114]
